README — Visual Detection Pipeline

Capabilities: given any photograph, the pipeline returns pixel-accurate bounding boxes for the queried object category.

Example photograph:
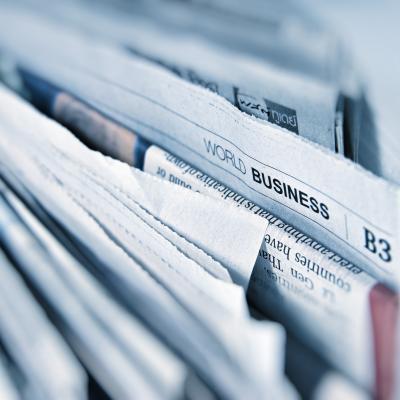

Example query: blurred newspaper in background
[0,0,399,399]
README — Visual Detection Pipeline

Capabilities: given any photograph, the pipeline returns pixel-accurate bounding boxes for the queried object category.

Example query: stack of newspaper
[0,1,398,399]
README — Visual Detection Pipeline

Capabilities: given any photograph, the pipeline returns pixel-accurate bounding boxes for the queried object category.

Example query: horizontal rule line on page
[65,62,393,237]
[85,96,392,273]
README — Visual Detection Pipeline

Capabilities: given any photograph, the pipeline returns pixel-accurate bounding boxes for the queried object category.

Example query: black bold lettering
[299,190,309,208]
[320,203,330,220]
[273,178,283,194]
[309,196,319,214]
[262,174,273,189]
[378,238,392,262]
[252,167,262,184]
[364,227,377,254]
[287,185,298,203]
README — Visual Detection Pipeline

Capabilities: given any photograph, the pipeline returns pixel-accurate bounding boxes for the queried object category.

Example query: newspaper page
[3,183,190,400]
[0,37,396,393]
[0,83,294,399]
[112,0,344,84]
[10,65,396,389]
[0,248,87,400]
[143,144,399,394]
[23,0,342,152]
[12,64,396,394]
[0,5,397,288]
[0,354,19,400]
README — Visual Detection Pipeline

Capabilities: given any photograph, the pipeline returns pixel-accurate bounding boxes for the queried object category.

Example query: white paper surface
[143,144,382,389]
[0,5,397,287]
[6,185,189,400]
[0,190,171,400]
[0,246,87,400]
[0,83,294,400]
[0,69,267,288]
[26,0,340,150]
[0,355,19,400]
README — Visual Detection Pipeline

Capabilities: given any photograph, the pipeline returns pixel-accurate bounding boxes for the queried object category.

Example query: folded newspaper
[0,1,398,399]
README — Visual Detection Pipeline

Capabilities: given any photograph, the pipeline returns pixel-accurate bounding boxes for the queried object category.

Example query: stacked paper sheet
[0,1,398,399]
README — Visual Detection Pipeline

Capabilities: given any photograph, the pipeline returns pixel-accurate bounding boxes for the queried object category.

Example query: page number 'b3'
[363,227,392,263]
